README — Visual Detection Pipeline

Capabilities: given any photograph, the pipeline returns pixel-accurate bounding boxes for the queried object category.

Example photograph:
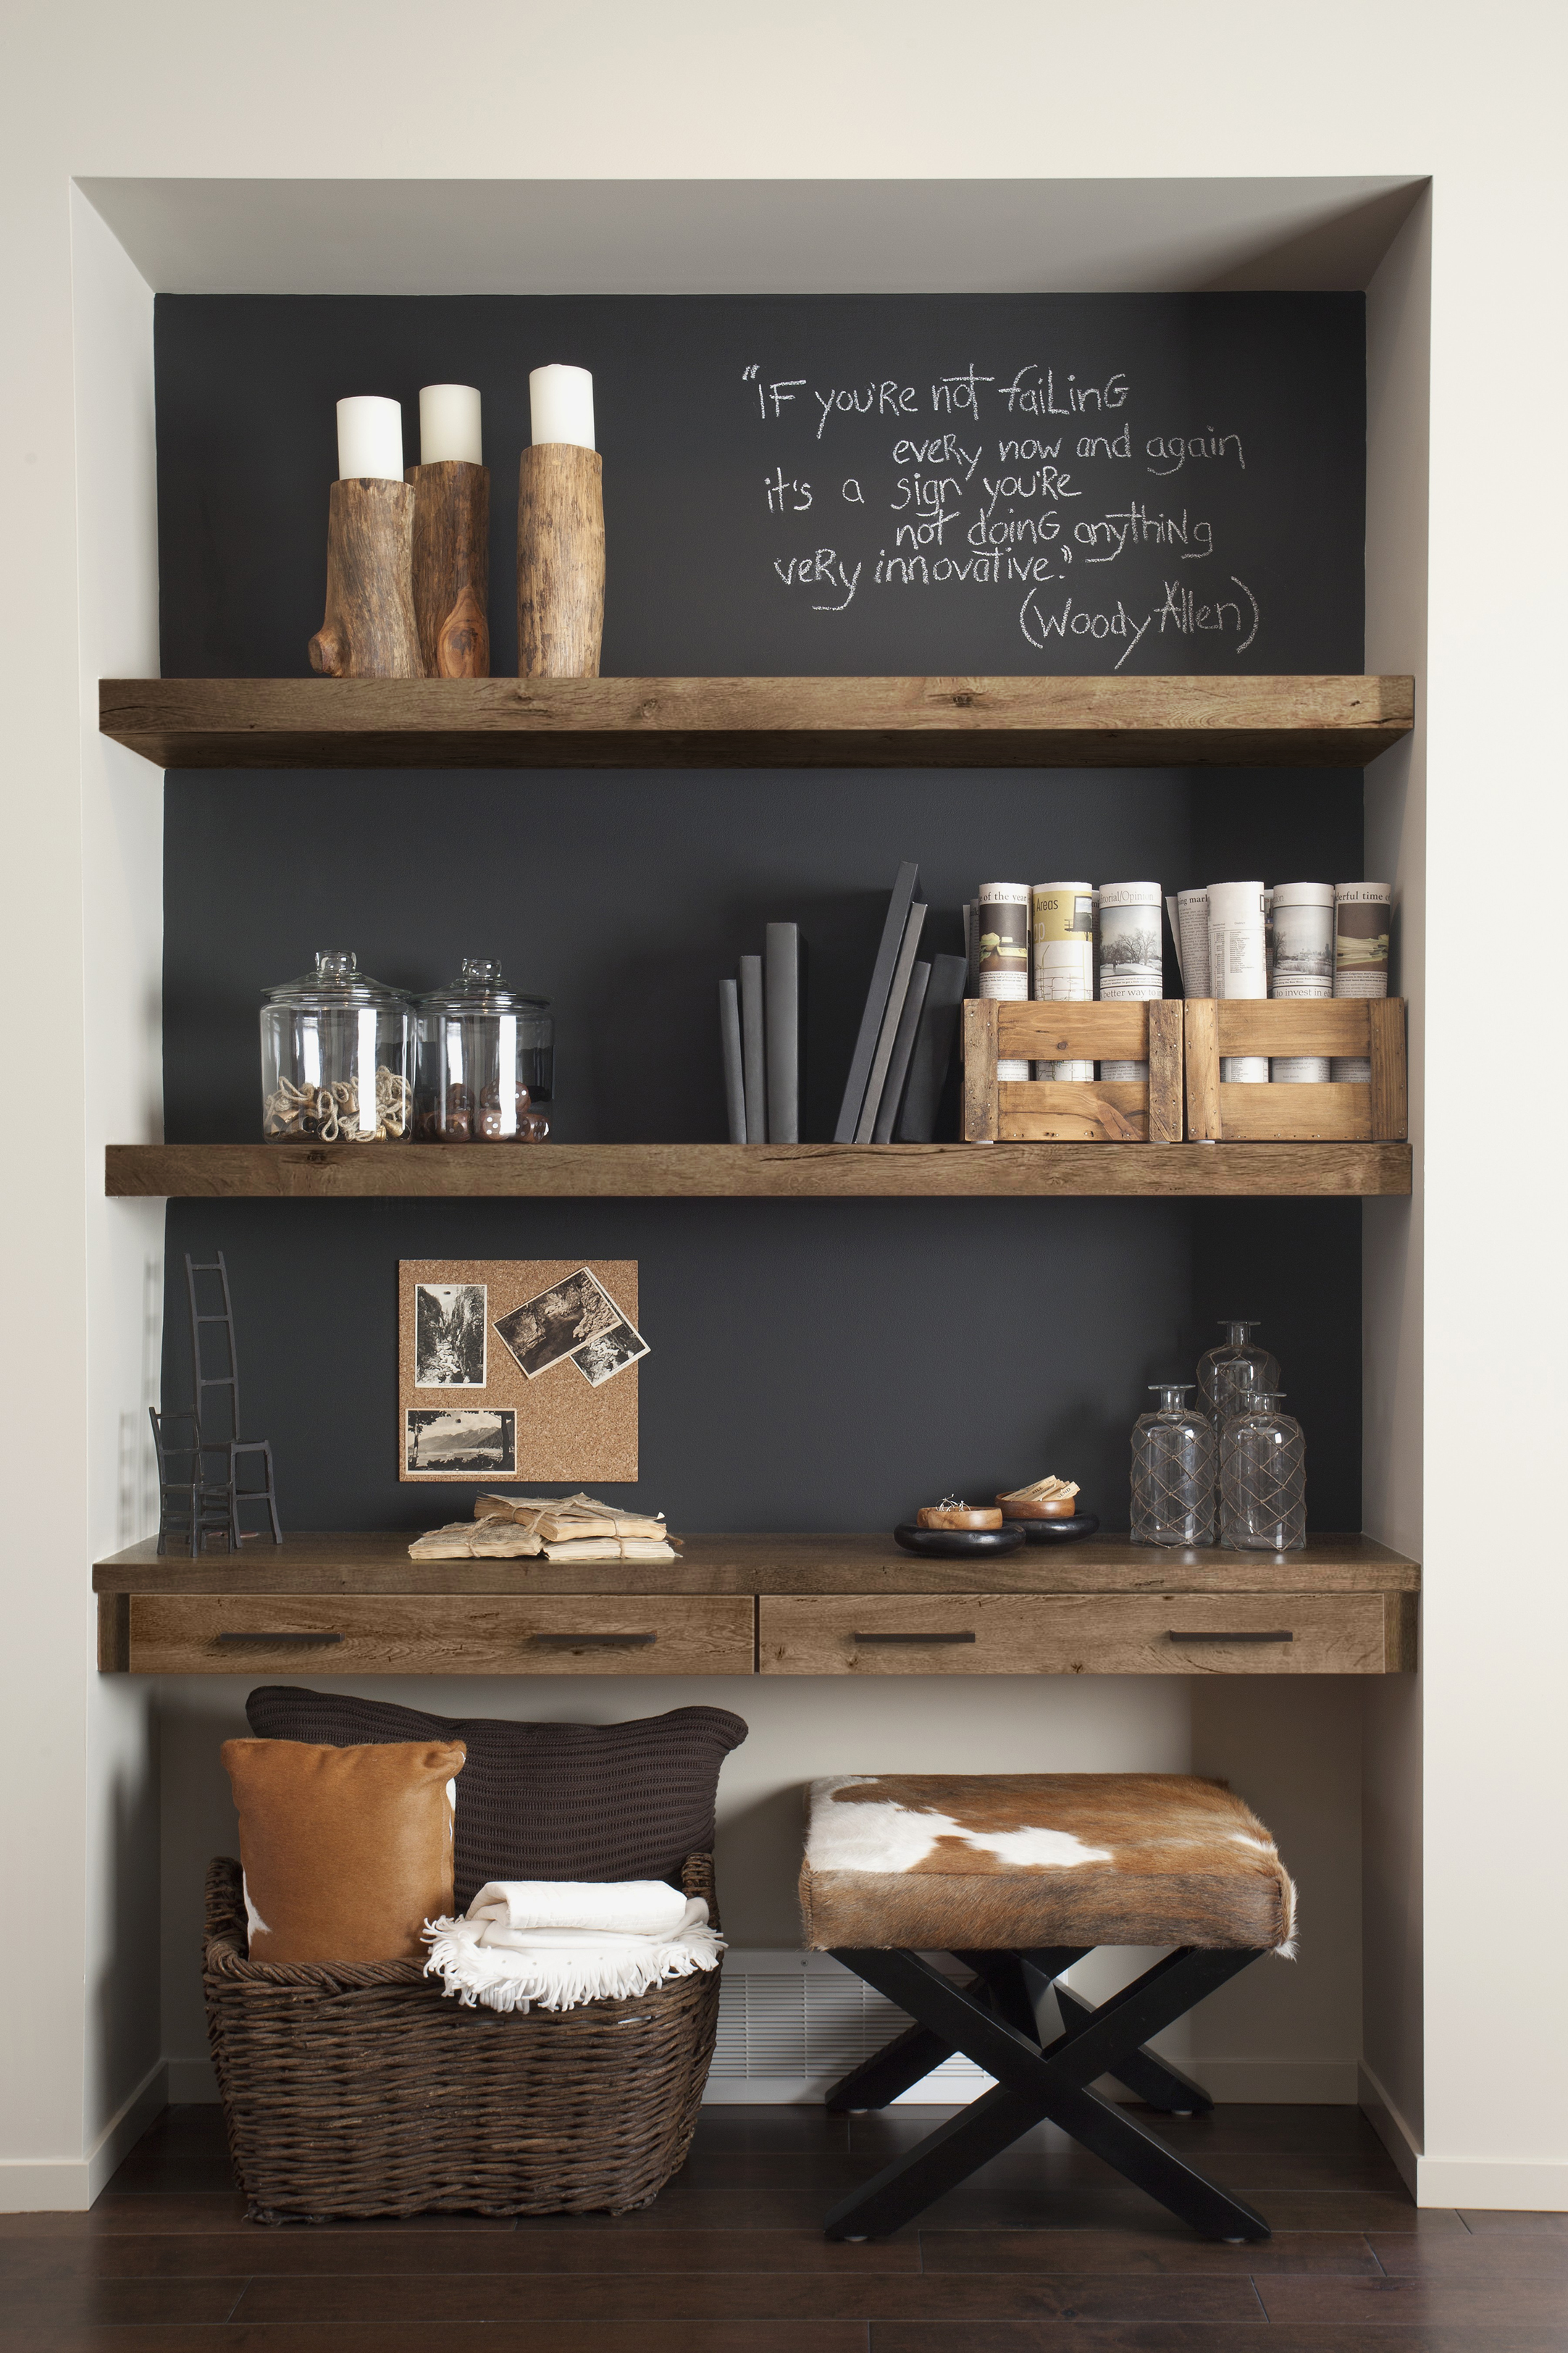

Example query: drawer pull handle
[855,1631,978,1645]
[530,1632,657,1648]
[215,1631,343,1647]
[1167,1629,1294,1644]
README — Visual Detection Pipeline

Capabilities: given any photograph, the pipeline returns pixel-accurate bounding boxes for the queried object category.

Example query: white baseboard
[0,2057,168,2213]
[1359,2061,1568,2210]
[1359,2059,1422,2197]
[167,2056,219,2103]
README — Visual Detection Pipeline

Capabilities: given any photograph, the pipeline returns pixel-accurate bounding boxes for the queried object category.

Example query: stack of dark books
[718,864,965,1145]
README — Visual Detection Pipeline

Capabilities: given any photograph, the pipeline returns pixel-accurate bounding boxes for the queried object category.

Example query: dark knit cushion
[244,1688,747,1911]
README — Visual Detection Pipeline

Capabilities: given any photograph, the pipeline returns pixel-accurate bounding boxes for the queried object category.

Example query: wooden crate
[1183,1000,1407,1141]
[963,1000,1184,1143]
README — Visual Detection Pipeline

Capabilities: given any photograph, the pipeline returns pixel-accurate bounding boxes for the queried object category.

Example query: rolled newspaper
[1165,888,1209,998]
[1031,882,1094,1079]
[1098,881,1162,1079]
[1207,880,1269,1082]
[1270,881,1335,1082]
[979,882,1031,1080]
[1331,882,1392,1082]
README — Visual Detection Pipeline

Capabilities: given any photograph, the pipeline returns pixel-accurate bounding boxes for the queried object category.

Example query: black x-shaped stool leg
[822,1945,1270,2243]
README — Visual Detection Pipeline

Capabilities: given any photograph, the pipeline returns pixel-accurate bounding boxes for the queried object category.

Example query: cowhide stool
[800,1772,1296,2244]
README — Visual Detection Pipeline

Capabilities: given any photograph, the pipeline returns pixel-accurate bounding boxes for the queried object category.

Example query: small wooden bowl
[997,1493,1081,1521]
[918,1504,1002,1531]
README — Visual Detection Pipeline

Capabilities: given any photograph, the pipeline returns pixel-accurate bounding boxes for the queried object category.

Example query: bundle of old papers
[408,1491,679,1563]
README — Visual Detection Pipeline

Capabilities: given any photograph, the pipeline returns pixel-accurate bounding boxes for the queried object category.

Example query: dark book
[854,902,928,1144]
[872,959,931,1142]
[718,977,746,1143]
[764,922,805,1145]
[834,860,922,1142]
[738,953,766,1142]
[894,953,968,1142]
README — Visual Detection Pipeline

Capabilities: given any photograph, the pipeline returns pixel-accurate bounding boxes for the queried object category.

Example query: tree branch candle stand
[406,459,490,677]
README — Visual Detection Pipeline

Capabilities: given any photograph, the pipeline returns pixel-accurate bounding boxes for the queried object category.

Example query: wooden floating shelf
[93,1532,1418,1679]
[98,673,1413,772]
[106,1140,1412,1199]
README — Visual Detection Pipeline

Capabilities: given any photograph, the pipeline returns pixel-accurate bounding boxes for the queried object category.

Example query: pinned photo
[571,1319,650,1387]
[493,1268,642,1382]
[405,1408,516,1476]
[414,1282,487,1388]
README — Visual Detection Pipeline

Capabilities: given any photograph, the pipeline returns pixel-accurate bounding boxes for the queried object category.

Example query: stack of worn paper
[408,1517,544,1560]
[408,1492,679,1563]
[476,1492,678,1561]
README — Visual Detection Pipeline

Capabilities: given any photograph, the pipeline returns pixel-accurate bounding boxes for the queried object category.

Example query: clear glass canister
[1197,1318,1281,1431]
[414,959,553,1142]
[1131,1384,1217,1546]
[1219,1392,1307,1551]
[260,950,411,1142]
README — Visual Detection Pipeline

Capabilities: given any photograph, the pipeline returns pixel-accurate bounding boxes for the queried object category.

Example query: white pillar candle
[529,364,595,449]
[336,396,404,482]
[419,383,482,467]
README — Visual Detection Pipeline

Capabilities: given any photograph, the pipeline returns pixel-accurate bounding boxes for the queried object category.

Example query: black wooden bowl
[892,1522,1028,1558]
[1014,1511,1100,1543]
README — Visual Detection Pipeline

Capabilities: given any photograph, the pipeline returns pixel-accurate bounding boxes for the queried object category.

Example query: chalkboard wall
[156,293,1365,1532]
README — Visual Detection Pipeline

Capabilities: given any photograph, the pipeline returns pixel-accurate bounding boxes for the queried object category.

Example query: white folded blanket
[422,1877,724,2014]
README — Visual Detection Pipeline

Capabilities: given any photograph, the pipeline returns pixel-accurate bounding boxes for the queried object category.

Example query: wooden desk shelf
[95,1531,1417,1677]
[105,1140,1412,1199]
[99,674,1413,772]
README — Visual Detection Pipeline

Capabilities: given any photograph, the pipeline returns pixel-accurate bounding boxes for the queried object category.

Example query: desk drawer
[127,1594,755,1676]
[758,1592,1396,1674]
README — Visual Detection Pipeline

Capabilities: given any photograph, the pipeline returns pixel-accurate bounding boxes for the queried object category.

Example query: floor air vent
[708,1951,991,2099]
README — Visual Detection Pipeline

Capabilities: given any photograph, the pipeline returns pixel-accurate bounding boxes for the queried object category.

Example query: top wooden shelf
[98,674,1413,772]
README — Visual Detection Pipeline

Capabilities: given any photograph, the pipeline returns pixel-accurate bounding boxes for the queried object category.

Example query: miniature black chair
[800,1773,1295,2244]
[183,1251,281,1549]
[149,1406,238,1558]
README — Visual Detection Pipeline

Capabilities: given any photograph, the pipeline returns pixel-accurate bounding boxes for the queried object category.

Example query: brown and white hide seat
[800,1771,1299,2247]
[800,1773,1296,1955]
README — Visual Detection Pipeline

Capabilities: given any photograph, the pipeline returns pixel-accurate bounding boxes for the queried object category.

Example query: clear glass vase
[1219,1392,1306,1551]
[1131,1384,1217,1546]
[1197,1319,1281,1432]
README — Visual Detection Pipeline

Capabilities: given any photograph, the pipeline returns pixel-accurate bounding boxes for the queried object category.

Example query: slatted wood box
[1183,999,1407,1140]
[963,1000,1184,1143]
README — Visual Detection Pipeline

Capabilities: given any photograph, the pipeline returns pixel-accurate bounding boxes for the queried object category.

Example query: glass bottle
[1131,1384,1217,1547]
[1197,1319,1281,1432]
[414,958,553,1142]
[1219,1392,1306,1551]
[259,950,411,1142]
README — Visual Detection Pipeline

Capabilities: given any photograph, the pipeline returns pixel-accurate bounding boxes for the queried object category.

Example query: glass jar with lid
[1131,1384,1217,1546]
[1197,1319,1281,1432]
[260,950,411,1142]
[414,959,553,1142]
[1219,1392,1307,1551]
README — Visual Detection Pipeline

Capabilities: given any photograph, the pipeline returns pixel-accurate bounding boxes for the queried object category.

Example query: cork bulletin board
[398,1261,642,1483]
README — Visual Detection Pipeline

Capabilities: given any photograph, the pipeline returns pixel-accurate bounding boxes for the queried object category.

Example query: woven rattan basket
[202,1852,720,2221]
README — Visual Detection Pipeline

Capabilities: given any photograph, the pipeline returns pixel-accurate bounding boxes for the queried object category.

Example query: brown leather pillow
[221,1737,465,1964]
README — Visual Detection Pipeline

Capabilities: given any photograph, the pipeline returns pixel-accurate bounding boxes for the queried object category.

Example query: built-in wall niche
[153,289,1370,1536]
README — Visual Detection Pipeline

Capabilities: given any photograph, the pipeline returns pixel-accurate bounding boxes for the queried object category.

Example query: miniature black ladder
[185,1251,282,1547]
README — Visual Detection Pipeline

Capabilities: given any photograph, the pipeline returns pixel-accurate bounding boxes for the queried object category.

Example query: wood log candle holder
[406,459,490,677]
[517,443,605,677]
[308,477,423,679]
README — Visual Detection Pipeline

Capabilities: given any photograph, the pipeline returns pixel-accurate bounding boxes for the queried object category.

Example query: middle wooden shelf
[105,1140,1412,1198]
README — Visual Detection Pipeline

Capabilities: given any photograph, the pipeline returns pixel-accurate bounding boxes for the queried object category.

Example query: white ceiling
[77,177,1426,297]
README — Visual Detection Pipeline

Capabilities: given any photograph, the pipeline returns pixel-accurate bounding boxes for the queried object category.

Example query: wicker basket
[202,1852,721,2221]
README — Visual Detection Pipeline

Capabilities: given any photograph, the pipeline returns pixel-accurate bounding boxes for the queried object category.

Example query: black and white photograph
[493,1268,629,1382]
[571,1318,651,1387]
[1098,898,1162,981]
[405,1408,516,1476]
[414,1282,487,1388]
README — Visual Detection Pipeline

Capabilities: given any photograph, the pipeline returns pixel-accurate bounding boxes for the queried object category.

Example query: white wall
[6,0,1567,2207]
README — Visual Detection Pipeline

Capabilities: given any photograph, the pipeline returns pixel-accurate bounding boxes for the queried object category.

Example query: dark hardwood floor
[1,2101,1564,2349]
